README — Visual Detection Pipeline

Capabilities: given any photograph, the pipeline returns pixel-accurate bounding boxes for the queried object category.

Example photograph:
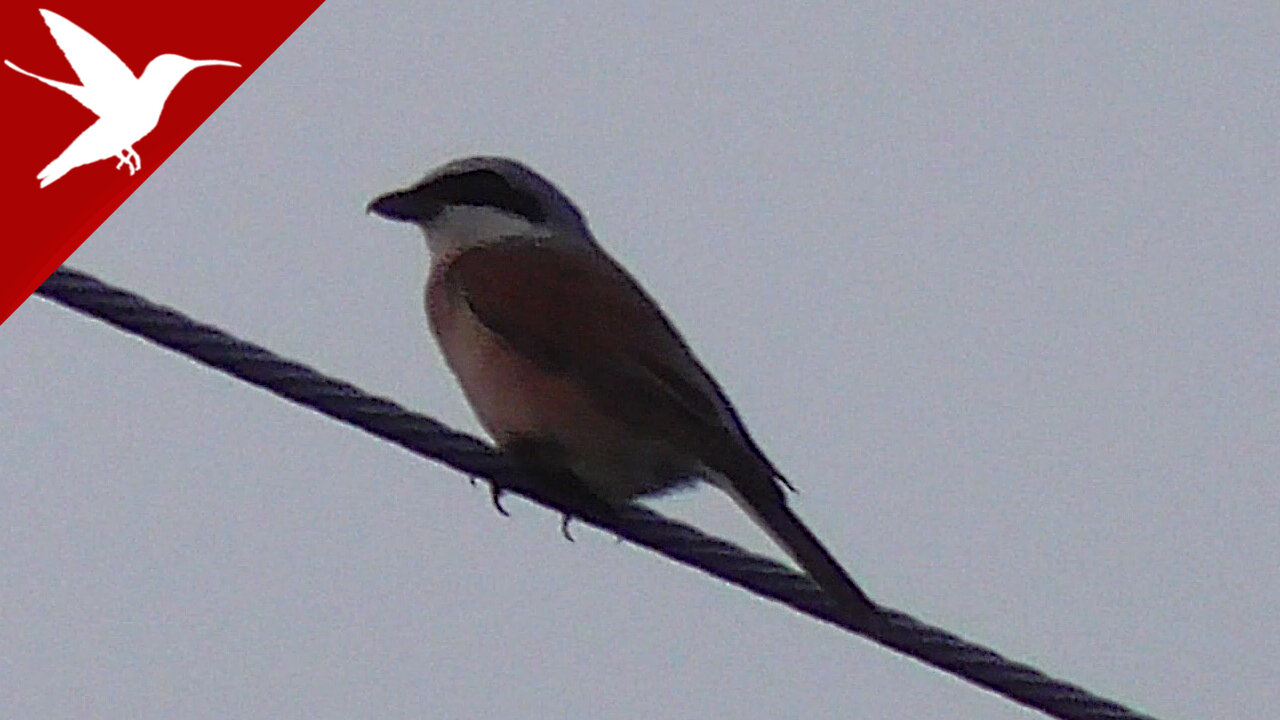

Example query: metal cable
[33,266,1162,720]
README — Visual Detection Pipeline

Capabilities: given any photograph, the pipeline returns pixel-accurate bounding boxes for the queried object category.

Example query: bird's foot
[488,482,511,517]
[114,151,140,175]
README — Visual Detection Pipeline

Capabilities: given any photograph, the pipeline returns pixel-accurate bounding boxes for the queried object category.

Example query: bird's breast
[424,258,696,500]
[427,265,589,441]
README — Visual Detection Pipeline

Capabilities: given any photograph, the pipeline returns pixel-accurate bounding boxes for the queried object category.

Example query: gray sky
[3,3,1278,718]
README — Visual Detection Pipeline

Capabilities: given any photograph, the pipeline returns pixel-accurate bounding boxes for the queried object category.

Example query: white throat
[419,205,547,256]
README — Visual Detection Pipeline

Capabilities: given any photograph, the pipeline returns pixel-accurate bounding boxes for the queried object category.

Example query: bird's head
[368,156,593,257]
[140,54,239,88]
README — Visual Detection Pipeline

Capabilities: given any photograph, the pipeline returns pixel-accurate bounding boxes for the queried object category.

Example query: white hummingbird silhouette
[5,9,239,188]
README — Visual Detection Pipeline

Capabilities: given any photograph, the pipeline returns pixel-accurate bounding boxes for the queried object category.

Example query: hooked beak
[367,186,440,222]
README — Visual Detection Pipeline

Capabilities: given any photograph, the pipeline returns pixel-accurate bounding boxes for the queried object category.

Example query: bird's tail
[8,58,83,187]
[37,156,74,188]
[726,482,881,630]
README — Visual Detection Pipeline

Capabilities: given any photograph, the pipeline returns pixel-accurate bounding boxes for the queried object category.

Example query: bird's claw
[489,482,510,517]
[114,149,141,175]
[560,513,576,542]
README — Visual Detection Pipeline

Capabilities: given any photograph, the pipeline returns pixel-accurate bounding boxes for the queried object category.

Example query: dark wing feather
[443,242,779,488]
[445,241,878,624]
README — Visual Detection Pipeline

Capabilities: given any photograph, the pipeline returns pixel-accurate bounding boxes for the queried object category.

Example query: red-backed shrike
[369,157,877,625]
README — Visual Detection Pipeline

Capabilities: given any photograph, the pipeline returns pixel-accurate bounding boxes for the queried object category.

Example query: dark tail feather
[727,485,880,629]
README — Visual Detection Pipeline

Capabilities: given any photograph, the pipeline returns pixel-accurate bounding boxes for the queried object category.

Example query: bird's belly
[426,279,695,500]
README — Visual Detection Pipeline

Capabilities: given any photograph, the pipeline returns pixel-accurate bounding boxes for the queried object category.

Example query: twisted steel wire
[32,266,1162,720]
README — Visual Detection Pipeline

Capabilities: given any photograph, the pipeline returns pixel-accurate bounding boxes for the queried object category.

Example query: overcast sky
[3,3,1278,719]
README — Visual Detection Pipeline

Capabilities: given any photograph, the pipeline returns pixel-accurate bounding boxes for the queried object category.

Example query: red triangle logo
[0,1,325,323]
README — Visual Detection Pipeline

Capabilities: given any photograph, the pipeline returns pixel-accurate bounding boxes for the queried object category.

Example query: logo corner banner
[1,0,327,324]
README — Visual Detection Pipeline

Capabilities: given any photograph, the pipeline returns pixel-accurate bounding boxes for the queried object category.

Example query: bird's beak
[196,60,241,68]
[367,186,438,222]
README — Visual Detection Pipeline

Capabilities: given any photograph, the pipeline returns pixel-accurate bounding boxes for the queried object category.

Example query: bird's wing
[443,241,779,481]
[444,241,878,624]
[38,10,136,114]
[4,60,100,111]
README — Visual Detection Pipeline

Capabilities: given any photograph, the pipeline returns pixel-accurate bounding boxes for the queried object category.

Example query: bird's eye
[431,169,547,223]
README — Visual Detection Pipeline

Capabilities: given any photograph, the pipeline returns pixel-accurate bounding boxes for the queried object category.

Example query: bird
[5,9,239,188]
[368,157,880,626]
